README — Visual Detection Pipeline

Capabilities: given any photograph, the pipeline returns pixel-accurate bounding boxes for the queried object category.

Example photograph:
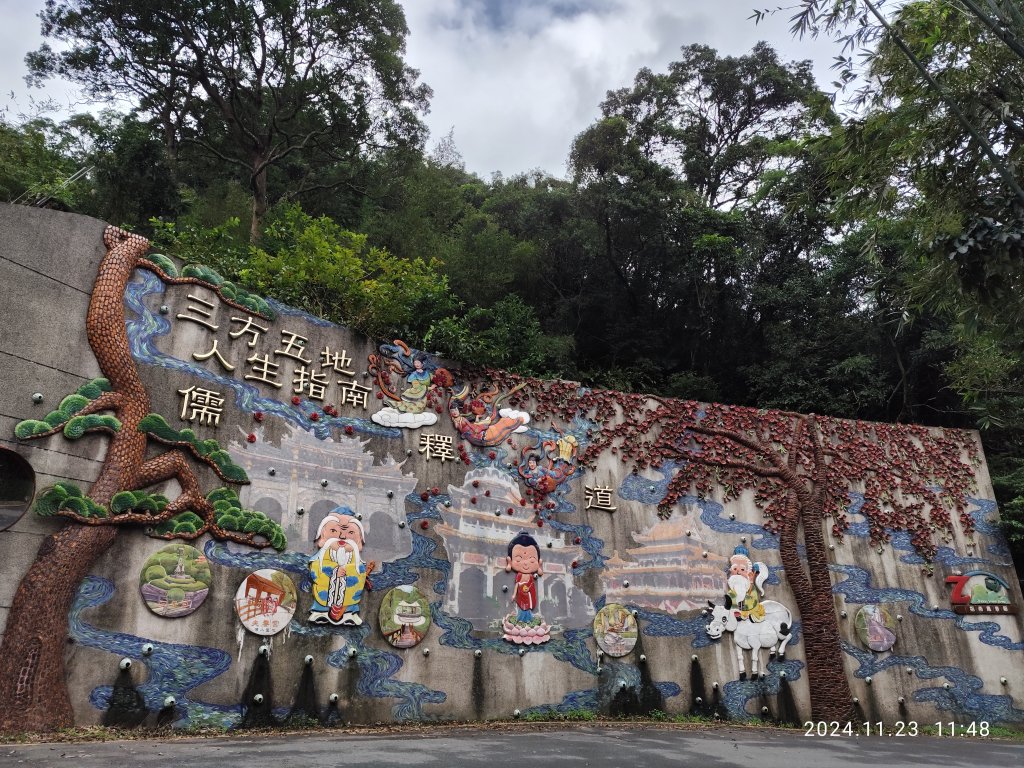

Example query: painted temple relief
[368,340,453,428]
[593,603,638,657]
[235,568,298,635]
[601,515,726,612]
[447,382,530,446]
[854,604,897,652]
[139,543,212,618]
[229,424,416,562]
[705,545,793,680]
[436,468,590,634]
[945,570,1019,615]
[379,585,432,648]
[305,507,375,626]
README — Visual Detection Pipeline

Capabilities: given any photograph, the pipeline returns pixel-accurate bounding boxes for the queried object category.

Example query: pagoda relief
[435,467,593,631]
[228,426,418,559]
[601,511,728,613]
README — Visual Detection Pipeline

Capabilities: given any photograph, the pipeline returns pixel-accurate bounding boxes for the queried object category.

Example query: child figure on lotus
[502,531,551,645]
[305,508,375,626]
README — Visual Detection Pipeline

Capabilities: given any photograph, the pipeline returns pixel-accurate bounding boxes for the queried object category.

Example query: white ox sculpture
[705,595,794,681]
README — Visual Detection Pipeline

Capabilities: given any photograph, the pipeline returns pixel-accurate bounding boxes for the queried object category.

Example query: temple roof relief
[437,467,581,561]
[225,425,419,558]
[631,515,703,544]
[601,516,729,612]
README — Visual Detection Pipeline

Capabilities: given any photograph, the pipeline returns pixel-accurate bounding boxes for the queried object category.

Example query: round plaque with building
[379,585,432,648]
[234,568,298,636]
[139,543,212,618]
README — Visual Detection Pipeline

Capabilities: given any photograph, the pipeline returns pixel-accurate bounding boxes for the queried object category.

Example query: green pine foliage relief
[14,378,114,439]
[63,414,121,439]
[145,488,286,549]
[208,487,287,550]
[180,263,275,319]
[138,414,249,483]
[150,511,205,538]
[109,490,170,515]
[145,252,179,277]
[34,483,108,519]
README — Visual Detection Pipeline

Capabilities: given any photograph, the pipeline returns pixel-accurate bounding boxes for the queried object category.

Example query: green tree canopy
[28,0,431,239]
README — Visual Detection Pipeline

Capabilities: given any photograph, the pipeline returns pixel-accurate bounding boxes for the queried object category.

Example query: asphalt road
[1,725,1021,768]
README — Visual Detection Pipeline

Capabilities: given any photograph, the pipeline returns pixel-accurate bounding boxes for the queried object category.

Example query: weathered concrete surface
[1,726,1022,768]
[0,207,106,641]
[1,202,1022,731]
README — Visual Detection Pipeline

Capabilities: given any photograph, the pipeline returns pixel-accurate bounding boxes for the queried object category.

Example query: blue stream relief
[72,577,239,728]
[841,641,1024,723]
[718,659,807,721]
[309,624,447,720]
[619,462,781,555]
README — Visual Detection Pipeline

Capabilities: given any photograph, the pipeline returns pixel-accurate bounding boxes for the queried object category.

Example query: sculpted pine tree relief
[1,228,285,732]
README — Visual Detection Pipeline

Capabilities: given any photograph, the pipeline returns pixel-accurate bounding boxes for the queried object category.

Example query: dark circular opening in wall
[0,448,36,531]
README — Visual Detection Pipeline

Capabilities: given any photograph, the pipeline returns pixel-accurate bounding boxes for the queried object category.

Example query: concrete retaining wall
[1,203,1021,730]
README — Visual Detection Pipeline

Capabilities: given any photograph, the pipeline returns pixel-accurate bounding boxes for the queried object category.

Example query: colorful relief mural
[503,532,551,645]
[139,544,212,618]
[227,424,416,563]
[304,507,374,626]
[448,382,530,446]
[516,429,579,497]
[726,545,769,622]
[234,569,298,636]
[705,597,795,681]
[368,341,453,428]
[379,585,432,648]
[4,222,1024,735]
[601,517,727,613]
[435,468,590,633]
[593,604,638,657]
[854,604,897,652]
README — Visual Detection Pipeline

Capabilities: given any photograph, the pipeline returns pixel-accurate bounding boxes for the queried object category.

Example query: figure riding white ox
[705,594,793,681]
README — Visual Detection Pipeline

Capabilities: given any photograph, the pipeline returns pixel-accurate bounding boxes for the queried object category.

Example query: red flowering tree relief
[492,372,979,722]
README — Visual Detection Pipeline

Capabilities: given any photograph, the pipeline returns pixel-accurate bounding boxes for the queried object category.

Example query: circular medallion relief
[139,543,212,618]
[594,603,639,657]
[855,604,897,652]
[379,585,432,648]
[234,568,298,636]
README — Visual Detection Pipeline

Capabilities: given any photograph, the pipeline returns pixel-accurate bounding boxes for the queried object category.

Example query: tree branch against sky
[25,0,431,239]
[755,0,1024,205]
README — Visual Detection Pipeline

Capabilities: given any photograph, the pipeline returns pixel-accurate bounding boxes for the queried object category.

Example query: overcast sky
[0,0,842,179]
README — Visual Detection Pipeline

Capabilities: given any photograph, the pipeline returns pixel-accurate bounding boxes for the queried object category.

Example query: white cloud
[497,408,531,432]
[0,0,842,180]
[400,0,841,178]
[371,407,439,428]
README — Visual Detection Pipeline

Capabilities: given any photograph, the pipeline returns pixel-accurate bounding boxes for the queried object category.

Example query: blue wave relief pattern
[67,271,1022,727]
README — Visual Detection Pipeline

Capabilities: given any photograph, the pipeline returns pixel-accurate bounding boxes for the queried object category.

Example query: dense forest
[3,0,1023,563]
